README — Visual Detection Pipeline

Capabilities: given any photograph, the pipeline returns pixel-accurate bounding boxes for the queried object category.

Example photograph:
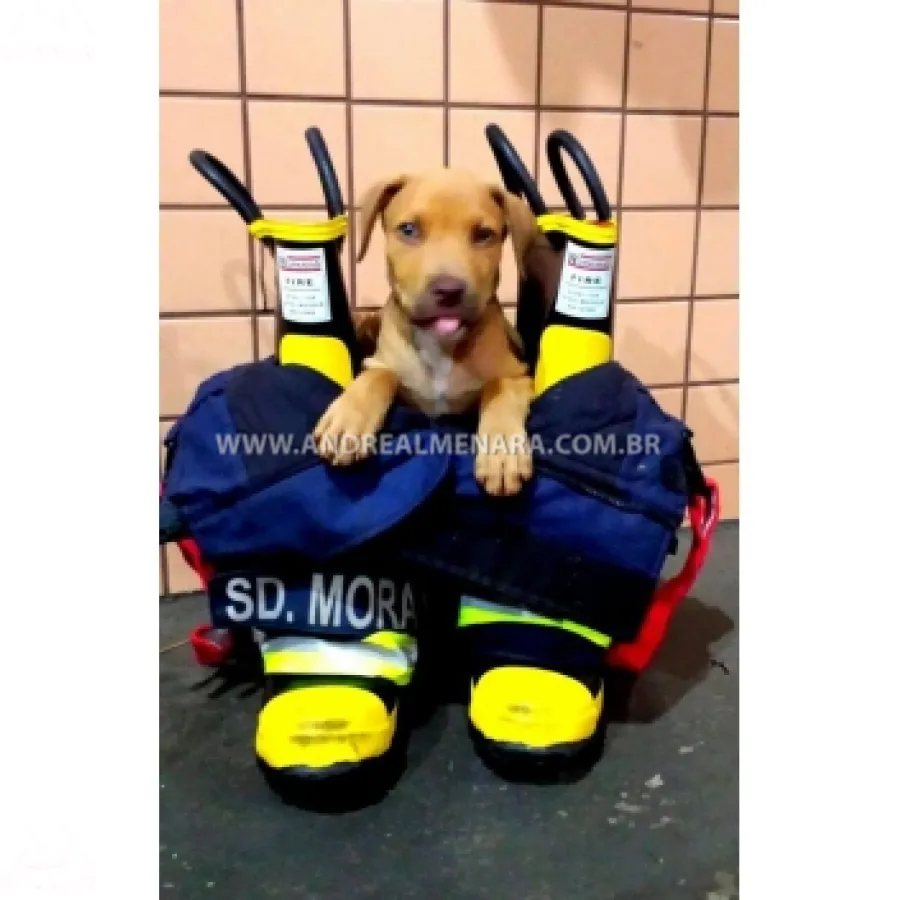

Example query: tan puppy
[314,168,540,496]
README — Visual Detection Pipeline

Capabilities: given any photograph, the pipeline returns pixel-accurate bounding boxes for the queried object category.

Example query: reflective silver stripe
[261,636,417,679]
[459,595,540,620]
[458,595,613,649]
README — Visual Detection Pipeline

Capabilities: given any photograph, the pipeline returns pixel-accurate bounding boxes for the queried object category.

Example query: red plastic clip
[607,476,721,674]
[189,625,235,668]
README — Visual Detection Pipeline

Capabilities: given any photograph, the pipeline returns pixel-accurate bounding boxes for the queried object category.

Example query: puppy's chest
[400,334,484,416]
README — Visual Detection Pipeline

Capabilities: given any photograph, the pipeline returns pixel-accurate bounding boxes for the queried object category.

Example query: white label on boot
[275,246,332,323]
[555,242,615,321]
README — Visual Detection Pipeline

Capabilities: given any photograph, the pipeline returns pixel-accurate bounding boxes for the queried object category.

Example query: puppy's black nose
[429,275,467,308]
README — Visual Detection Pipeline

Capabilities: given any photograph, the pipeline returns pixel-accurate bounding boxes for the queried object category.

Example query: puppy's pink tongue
[432,316,461,335]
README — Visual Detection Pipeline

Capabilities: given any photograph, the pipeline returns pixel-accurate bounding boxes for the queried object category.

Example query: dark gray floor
[160,524,738,900]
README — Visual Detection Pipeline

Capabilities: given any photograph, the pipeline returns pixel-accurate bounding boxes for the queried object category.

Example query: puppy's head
[357,169,538,344]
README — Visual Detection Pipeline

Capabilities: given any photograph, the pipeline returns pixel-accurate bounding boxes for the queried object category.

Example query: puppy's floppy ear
[490,188,541,278]
[356,175,410,263]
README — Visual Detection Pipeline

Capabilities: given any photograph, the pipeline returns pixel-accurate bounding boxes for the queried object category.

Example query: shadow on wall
[617,322,739,417]
[480,1,737,209]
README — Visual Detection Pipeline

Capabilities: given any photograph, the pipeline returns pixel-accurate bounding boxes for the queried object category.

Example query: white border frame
[1,2,158,896]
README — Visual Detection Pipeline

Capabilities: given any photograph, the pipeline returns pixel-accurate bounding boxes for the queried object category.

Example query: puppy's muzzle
[428,275,467,309]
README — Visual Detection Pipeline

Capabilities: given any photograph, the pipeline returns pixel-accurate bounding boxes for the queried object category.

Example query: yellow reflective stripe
[363,630,417,657]
[535,213,617,246]
[457,597,612,649]
[248,214,349,244]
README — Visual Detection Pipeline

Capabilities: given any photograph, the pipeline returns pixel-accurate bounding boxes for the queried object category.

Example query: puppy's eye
[396,221,420,241]
[472,226,497,246]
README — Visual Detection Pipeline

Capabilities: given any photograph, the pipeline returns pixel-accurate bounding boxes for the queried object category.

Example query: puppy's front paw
[313,394,382,466]
[475,430,533,497]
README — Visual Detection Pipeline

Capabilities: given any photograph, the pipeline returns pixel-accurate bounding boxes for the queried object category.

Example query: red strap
[176,537,228,665]
[607,476,721,673]
[174,535,215,589]
[159,481,215,589]
[161,481,228,665]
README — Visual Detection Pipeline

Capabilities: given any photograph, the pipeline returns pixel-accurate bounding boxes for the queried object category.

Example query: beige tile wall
[160,0,739,595]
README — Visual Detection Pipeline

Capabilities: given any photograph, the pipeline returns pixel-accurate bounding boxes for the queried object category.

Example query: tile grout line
[157,293,738,321]
[682,4,715,422]
[474,0,737,18]
[532,2,544,181]
[235,0,260,360]
[160,547,170,598]
[443,0,450,167]
[160,203,327,211]
[644,376,738,390]
[161,202,739,213]
[343,0,357,309]
[611,0,633,357]
[160,90,738,120]
[160,310,256,320]
[158,372,739,426]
